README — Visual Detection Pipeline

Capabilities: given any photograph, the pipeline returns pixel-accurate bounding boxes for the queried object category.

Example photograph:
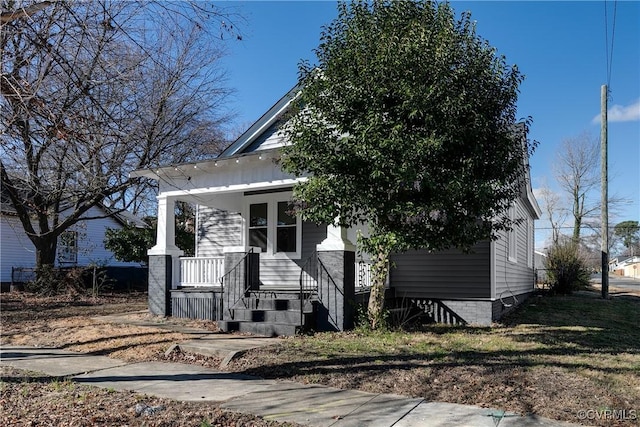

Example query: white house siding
[196,205,327,289]
[0,215,36,283]
[1,206,140,284]
[71,207,141,267]
[493,199,536,300]
[389,241,492,299]
[196,206,243,257]
[243,120,285,153]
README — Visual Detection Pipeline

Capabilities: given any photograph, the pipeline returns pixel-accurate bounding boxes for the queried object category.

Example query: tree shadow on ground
[234,292,640,379]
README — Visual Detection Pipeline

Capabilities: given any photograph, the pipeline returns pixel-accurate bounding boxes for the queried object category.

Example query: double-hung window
[276,201,297,253]
[248,203,268,253]
[245,192,301,259]
[58,231,78,264]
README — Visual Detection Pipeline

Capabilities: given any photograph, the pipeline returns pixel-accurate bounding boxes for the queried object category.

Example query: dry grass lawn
[1,286,639,426]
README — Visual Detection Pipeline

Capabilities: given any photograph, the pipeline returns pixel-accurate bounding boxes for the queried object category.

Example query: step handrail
[220,248,255,319]
[299,251,342,330]
[299,251,319,326]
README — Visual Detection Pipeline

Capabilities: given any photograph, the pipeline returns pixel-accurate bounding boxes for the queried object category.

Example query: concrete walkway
[1,312,583,426]
[1,344,581,427]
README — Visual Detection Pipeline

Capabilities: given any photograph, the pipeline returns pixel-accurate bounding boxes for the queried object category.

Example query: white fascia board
[157,177,307,199]
[132,149,281,182]
[220,87,300,157]
[527,187,542,219]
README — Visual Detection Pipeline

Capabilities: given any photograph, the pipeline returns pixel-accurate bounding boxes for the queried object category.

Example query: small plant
[88,264,115,297]
[50,378,75,392]
[545,240,591,295]
[353,303,388,333]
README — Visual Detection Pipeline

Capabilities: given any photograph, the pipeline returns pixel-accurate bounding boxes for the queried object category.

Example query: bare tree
[538,184,567,245]
[553,132,601,243]
[1,0,238,269]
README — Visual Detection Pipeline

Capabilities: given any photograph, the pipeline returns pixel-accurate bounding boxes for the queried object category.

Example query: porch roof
[130,148,282,181]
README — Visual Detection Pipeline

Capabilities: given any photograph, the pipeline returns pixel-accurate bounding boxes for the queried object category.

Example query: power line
[604,0,618,87]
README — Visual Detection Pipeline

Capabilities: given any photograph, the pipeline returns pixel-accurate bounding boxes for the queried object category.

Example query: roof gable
[219,85,299,158]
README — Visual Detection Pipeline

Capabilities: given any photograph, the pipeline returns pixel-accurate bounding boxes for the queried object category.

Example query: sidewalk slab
[0,346,128,376]
[222,381,423,427]
[499,414,582,427]
[394,402,518,427]
[73,361,278,402]
[394,402,578,427]
[178,336,279,365]
[1,345,583,427]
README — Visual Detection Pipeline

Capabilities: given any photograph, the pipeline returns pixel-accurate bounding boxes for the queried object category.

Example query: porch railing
[356,260,372,290]
[180,257,225,287]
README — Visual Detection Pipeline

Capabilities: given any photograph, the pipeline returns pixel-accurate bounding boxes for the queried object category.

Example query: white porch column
[148,195,183,316]
[317,222,356,252]
[148,195,184,257]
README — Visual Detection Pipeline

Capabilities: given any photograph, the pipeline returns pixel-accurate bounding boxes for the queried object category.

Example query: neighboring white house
[610,256,640,279]
[0,202,146,285]
[133,86,541,332]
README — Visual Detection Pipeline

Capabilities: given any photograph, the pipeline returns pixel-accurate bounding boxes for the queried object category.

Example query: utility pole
[601,84,609,299]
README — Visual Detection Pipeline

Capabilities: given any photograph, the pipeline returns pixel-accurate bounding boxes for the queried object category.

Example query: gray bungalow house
[132,87,541,335]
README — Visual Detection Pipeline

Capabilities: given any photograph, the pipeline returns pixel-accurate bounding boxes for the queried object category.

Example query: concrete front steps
[218,290,316,337]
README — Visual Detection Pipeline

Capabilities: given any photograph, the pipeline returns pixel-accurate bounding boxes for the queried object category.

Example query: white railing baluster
[179,257,225,287]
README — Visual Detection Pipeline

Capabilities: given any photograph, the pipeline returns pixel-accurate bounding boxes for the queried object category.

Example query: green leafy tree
[104,220,155,264]
[281,0,534,328]
[105,202,195,263]
[613,220,640,256]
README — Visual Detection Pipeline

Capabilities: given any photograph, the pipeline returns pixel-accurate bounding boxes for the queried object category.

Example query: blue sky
[217,1,640,251]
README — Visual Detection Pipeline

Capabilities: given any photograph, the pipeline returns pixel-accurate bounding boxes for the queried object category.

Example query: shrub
[545,241,591,294]
[26,266,93,296]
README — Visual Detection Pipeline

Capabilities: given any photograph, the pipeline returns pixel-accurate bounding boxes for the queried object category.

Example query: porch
[177,255,373,290]
[164,249,373,335]
[135,149,373,334]
[169,253,373,335]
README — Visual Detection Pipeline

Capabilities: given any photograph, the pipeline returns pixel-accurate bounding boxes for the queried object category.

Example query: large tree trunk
[367,249,389,329]
[33,235,58,270]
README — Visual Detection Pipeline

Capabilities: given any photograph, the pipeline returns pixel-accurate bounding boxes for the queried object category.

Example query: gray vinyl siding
[243,120,285,153]
[299,221,327,262]
[494,199,535,298]
[390,241,491,299]
[196,206,242,257]
[260,221,327,289]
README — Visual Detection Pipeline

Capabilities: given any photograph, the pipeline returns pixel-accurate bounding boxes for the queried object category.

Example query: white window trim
[527,218,533,268]
[243,192,302,260]
[58,230,78,264]
[508,205,517,263]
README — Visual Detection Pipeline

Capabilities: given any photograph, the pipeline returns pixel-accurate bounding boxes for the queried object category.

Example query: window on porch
[245,193,301,259]
[249,203,268,253]
[276,201,297,253]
